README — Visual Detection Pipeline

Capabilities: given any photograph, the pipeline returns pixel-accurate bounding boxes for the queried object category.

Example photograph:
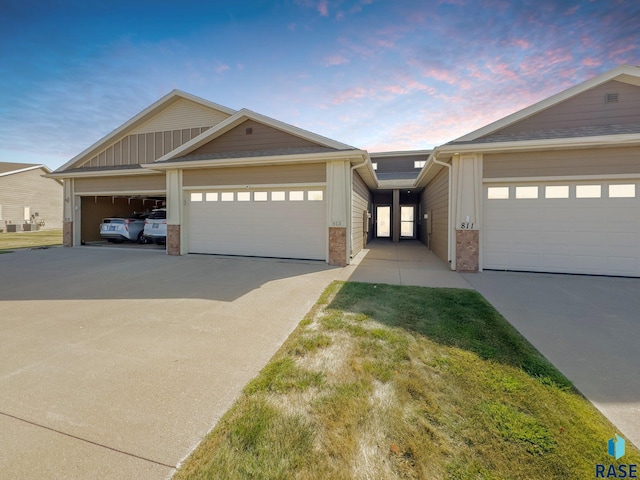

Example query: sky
[1,0,639,171]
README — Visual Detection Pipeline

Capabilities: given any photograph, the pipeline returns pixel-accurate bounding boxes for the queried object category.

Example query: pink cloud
[513,38,531,49]
[317,0,328,16]
[323,54,349,66]
[564,5,580,15]
[487,62,518,81]
[581,58,602,67]
[332,86,370,104]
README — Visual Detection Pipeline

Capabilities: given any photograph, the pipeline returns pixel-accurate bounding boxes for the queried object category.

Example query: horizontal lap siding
[352,171,371,257]
[192,120,327,154]
[420,167,448,262]
[183,163,326,187]
[492,80,640,134]
[0,169,63,229]
[74,175,166,193]
[132,99,230,134]
[484,146,640,178]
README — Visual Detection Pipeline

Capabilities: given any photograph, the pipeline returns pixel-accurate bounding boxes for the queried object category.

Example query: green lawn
[175,281,639,479]
[0,229,63,251]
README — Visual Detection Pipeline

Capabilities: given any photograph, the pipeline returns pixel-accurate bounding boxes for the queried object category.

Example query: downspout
[431,153,453,267]
[349,156,368,260]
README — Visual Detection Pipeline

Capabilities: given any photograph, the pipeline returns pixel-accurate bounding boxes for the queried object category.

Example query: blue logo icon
[608,434,626,460]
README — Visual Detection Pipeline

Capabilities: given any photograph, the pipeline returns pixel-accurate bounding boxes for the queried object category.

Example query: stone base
[328,227,347,266]
[63,221,73,247]
[167,224,181,256]
[456,229,479,272]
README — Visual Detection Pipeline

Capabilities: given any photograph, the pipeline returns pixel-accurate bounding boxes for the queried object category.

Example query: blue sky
[1,0,639,170]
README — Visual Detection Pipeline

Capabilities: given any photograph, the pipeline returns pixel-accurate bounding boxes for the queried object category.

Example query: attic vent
[605,93,619,104]
[245,127,253,135]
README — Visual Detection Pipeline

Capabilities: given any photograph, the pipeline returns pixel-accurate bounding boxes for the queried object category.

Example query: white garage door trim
[482,179,640,277]
[187,187,326,260]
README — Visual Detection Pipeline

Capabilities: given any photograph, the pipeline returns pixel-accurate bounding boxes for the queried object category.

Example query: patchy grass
[0,229,62,251]
[175,281,639,480]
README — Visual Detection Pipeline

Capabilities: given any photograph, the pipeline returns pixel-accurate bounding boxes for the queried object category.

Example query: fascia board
[454,65,640,143]
[0,164,48,178]
[370,149,433,158]
[46,168,165,179]
[56,90,236,172]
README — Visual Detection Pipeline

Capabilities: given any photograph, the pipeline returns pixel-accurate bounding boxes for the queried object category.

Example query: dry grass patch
[175,281,639,480]
[0,229,62,251]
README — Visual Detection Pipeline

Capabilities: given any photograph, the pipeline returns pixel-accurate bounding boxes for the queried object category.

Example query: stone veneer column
[455,229,479,272]
[63,221,73,247]
[329,227,347,266]
[167,225,181,256]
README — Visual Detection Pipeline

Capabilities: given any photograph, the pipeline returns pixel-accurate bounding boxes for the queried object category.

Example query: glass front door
[376,206,391,237]
[400,206,415,238]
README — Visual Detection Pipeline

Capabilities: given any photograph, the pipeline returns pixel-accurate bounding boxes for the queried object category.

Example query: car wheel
[137,232,146,244]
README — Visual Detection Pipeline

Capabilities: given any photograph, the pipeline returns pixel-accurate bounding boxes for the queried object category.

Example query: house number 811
[460,222,475,229]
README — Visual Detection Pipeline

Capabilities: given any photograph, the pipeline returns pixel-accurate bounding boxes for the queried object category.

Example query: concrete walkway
[464,271,640,448]
[340,239,472,289]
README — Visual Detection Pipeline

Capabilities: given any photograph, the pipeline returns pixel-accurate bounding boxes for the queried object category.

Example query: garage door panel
[188,189,326,260]
[483,181,640,276]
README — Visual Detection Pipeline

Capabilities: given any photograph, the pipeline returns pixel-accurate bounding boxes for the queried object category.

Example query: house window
[576,185,601,198]
[221,192,234,202]
[237,191,251,201]
[0,205,3,220]
[271,191,285,201]
[372,162,378,170]
[487,187,509,199]
[308,191,323,201]
[515,186,538,199]
[24,206,30,221]
[545,186,569,199]
[190,193,203,202]
[609,184,636,198]
[254,192,268,201]
[205,192,218,202]
[289,191,304,201]
[414,160,426,168]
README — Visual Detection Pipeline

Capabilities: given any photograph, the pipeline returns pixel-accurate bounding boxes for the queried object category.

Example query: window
[308,190,323,201]
[0,205,3,220]
[545,185,569,199]
[24,206,31,221]
[414,160,426,168]
[254,192,268,201]
[372,162,378,170]
[205,192,218,201]
[289,191,304,201]
[487,187,509,199]
[576,185,601,198]
[237,191,251,201]
[609,184,636,198]
[515,186,538,199]
[221,192,234,201]
[190,193,203,202]
[272,191,285,201]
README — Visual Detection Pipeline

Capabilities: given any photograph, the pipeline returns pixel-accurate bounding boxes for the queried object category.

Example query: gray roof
[376,172,420,181]
[168,146,345,163]
[450,123,640,145]
[58,164,144,174]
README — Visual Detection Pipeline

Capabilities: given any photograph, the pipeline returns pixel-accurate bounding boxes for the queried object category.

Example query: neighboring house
[0,162,63,232]
[50,65,640,277]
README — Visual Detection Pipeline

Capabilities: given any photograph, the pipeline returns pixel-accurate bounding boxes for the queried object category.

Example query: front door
[376,205,391,238]
[400,205,415,239]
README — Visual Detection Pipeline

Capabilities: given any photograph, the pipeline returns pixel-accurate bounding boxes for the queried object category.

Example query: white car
[143,208,167,244]
[100,216,146,243]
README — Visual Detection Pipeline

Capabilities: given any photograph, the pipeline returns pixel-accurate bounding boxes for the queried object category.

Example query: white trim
[0,165,50,177]
[183,182,326,191]
[48,168,165,179]
[369,149,433,158]
[454,65,640,142]
[483,173,640,183]
[74,190,166,196]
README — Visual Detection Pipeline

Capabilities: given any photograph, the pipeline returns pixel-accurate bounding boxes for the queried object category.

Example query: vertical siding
[419,167,449,262]
[0,169,63,230]
[352,171,372,257]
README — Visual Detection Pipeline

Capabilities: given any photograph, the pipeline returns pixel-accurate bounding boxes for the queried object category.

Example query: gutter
[431,153,453,266]
[349,155,369,260]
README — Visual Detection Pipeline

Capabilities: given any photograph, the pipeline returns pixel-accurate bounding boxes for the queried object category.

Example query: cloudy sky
[1,0,639,170]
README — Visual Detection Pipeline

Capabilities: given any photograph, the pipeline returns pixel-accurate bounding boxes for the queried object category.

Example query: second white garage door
[188,188,326,260]
[483,180,640,277]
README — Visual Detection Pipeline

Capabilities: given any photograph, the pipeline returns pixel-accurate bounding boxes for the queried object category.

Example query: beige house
[51,65,640,276]
[0,162,63,232]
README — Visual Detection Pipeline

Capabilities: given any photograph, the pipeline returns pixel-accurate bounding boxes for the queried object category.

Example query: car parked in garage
[143,208,167,244]
[99,216,146,243]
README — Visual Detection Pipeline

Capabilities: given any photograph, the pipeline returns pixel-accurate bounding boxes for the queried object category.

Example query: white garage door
[483,180,640,276]
[188,188,326,260]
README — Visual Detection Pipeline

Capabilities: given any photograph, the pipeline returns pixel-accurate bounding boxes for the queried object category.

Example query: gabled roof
[155,108,356,163]
[55,90,236,172]
[450,65,640,145]
[0,162,51,177]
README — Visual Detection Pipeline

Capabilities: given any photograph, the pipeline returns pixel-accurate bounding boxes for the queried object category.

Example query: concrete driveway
[464,271,640,448]
[0,247,340,479]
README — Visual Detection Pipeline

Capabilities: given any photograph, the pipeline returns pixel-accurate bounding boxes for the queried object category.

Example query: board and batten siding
[182,163,326,187]
[0,168,63,229]
[132,98,231,134]
[191,120,333,155]
[484,146,640,179]
[351,170,372,257]
[489,80,640,136]
[419,167,448,262]
[74,174,166,194]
